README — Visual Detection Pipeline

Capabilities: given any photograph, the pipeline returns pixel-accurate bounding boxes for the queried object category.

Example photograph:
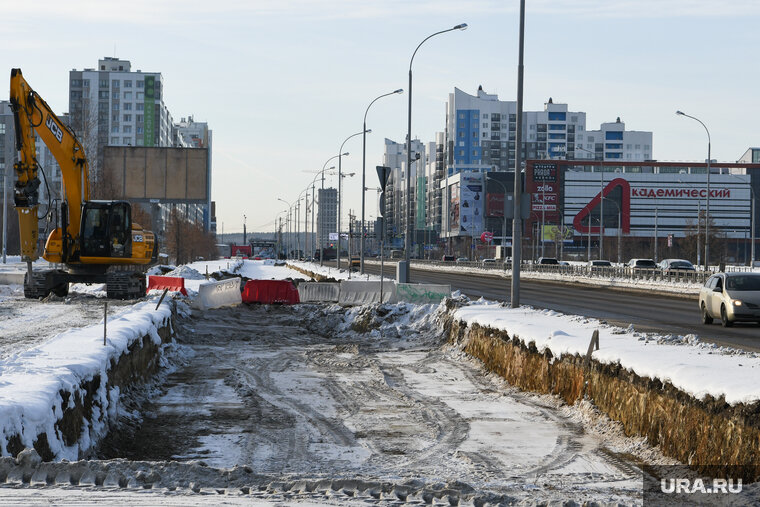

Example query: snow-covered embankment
[444,299,760,473]
[0,299,176,461]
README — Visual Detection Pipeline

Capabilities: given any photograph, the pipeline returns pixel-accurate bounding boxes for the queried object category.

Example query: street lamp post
[676,110,711,271]
[405,23,468,283]
[362,89,403,275]
[577,146,603,260]
[338,131,369,270]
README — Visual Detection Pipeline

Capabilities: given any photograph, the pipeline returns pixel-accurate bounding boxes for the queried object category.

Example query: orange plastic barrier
[147,275,188,296]
[242,280,300,304]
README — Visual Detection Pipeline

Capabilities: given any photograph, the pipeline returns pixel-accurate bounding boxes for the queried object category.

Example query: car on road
[626,258,658,273]
[537,257,559,265]
[659,259,696,273]
[482,258,498,266]
[441,255,456,262]
[699,272,760,327]
[456,257,470,263]
[588,259,613,273]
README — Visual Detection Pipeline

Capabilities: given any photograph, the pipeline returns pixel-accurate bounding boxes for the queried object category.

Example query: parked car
[626,258,658,273]
[537,257,559,265]
[659,259,696,273]
[456,257,470,263]
[482,258,498,266]
[699,272,760,327]
[588,259,613,273]
[442,255,456,262]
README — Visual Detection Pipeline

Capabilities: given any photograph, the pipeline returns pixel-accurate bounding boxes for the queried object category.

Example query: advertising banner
[459,174,483,235]
[143,75,155,147]
[486,193,505,217]
[527,162,560,239]
[449,182,460,232]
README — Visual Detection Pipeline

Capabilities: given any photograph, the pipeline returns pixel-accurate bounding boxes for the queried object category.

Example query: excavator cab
[80,201,132,259]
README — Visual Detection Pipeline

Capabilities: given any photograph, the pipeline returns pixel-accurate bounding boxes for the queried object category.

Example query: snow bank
[0,298,174,460]
[453,301,760,405]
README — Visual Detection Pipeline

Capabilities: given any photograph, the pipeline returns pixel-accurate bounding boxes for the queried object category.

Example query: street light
[576,145,604,260]
[277,197,295,258]
[676,110,711,271]
[338,131,369,270]
[361,88,403,274]
[404,22,468,283]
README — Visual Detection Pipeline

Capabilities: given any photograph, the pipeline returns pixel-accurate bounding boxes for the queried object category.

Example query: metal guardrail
[406,259,714,285]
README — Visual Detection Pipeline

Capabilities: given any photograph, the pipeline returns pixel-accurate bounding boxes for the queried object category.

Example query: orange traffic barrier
[241,280,300,304]
[147,275,188,296]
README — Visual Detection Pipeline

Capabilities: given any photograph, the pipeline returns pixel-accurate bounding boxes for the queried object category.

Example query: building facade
[317,187,337,249]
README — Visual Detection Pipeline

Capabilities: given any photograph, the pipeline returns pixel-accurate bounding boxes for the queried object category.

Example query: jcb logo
[45,116,63,143]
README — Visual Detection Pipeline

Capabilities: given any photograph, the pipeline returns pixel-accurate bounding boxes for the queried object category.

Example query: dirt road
[98,303,647,503]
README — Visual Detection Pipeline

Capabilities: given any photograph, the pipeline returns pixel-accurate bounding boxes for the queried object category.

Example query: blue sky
[4,0,760,233]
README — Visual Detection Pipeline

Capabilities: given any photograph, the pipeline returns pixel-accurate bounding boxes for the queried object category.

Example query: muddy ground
[93,302,648,504]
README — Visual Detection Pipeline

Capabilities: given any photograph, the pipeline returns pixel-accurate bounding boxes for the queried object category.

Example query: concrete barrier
[338,280,397,306]
[298,282,341,303]
[241,280,300,304]
[396,283,451,304]
[195,277,242,310]
[0,273,25,285]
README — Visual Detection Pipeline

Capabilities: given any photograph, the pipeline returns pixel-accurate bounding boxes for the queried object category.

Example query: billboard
[459,174,483,235]
[448,182,460,232]
[102,146,209,203]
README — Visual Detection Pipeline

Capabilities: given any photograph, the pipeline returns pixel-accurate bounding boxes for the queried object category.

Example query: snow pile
[164,265,206,280]
[0,298,173,460]
[288,261,385,282]
[453,301,760,405]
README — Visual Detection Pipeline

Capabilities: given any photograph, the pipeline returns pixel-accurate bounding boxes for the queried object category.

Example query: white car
[699,272,760,327]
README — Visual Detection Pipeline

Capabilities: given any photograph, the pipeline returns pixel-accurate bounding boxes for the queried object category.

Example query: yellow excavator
[10,68,158,299]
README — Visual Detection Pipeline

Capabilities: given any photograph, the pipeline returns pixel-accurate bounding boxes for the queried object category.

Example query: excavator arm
[10,68,89,268]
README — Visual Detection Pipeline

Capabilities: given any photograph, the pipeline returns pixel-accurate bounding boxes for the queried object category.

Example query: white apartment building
[381,137,425,246]
[317,188,337,249]
[68,57,174,176]
[575,118,652,163]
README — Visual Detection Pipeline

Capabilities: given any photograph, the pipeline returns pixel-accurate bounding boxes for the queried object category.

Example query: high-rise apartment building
[68,57,174,177]
[317,188,337,250]
[381,137,425,248]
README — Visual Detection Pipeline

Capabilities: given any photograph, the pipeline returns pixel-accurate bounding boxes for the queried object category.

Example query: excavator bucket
[16,206,39,262]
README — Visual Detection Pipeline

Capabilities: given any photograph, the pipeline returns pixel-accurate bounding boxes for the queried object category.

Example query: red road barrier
[242,280,300,304]
[147,275,188,296]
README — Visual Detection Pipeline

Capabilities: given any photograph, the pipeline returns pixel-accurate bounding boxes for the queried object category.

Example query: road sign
[480,231,494,243]
[376,166,391,192]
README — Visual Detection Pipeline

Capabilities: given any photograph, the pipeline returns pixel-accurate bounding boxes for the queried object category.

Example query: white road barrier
[298,282,341,303]
[195,277,242,310]
[396,283,452,305]
[338,280,397,306]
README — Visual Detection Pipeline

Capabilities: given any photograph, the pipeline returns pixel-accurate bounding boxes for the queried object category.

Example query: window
[635,144,641,149]
[137,127,143,134]
[458,131,465,138]
[136,92,144,100]
[473,141,478,147]
[123,103,132,111]
[458,122,464,128]
[137,80,144,88]
[110,136,119,144]
[99,79,108,88]
[112,80,120,88]
[571,115,578,123]
[605,131,624,140]
[137,103,144,111]
[458,141,464,147]
[482,123,488,128]
[644,144,650,150]
[112,114,118,122]
[124,80,132,88]
[529,125,535,130]
[123,137,131,144]
[482,133,488,138]
[71,79,82,87]
[473,113,479,119]
[123,91,132,100]
[112,103,119,110]
[83,79,90,87]
[483,113,489,119]
[473,150,478,156]
[111,125,119,133]
[0,124,4,134]
[123,114,131,122]
[459,150,464,156]
[123,125,132,133]
[548,112,566,121]
[458,113,465,119]
[98,91,109,99]
[136,115,143,122]
[548,124,565,131]
[626,144,632,150]
[472,132,477,138]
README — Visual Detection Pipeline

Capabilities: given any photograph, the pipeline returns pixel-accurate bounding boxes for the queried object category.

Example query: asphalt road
[363,262,760,352]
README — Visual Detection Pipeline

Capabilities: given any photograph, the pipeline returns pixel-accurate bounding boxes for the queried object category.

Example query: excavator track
[106,271,147,300]
[24,270,69,299]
